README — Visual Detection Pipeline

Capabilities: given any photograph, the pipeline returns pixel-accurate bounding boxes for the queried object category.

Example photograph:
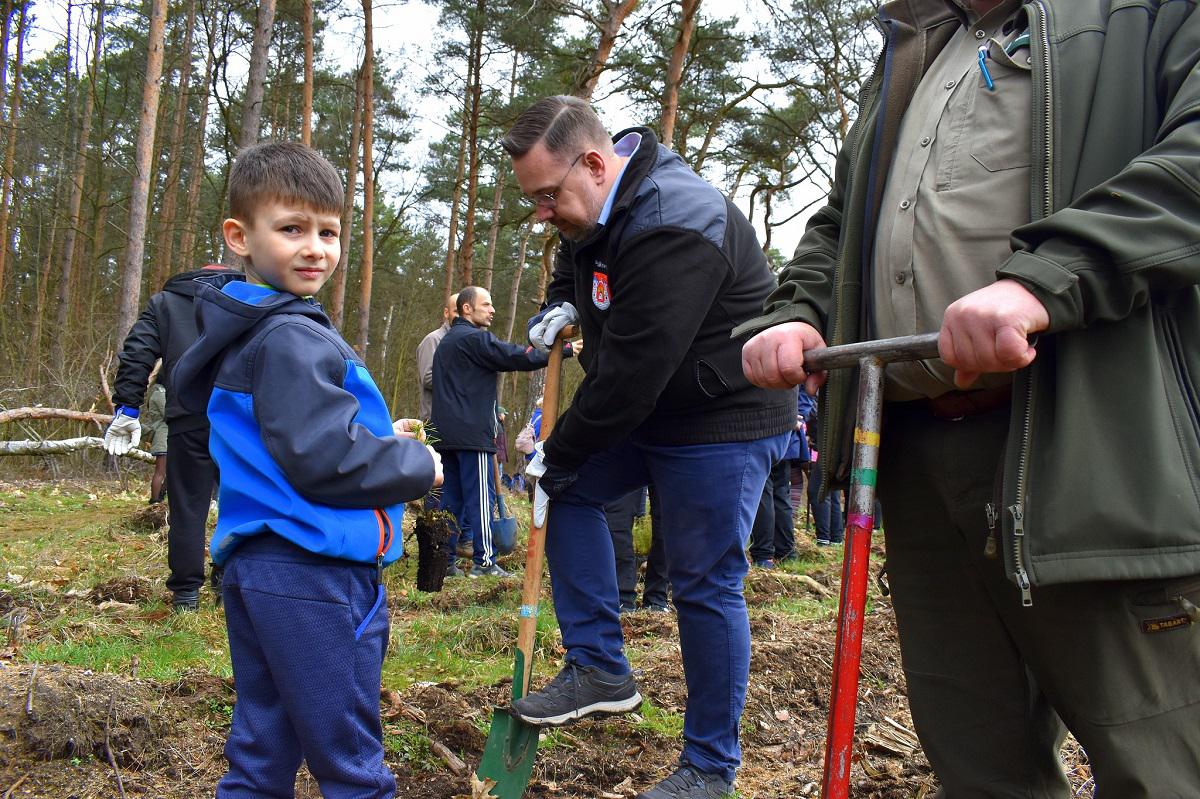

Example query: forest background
[0,0,879,451]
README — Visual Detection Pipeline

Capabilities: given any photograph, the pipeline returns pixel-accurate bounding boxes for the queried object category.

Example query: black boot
[209,564,224,608]
[172,589,200,613]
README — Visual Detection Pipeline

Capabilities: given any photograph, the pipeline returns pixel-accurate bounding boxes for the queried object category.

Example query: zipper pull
[376,553,384,583]
[983,502,998,559]
[978,46,995,90]
[1008,503,1032,606]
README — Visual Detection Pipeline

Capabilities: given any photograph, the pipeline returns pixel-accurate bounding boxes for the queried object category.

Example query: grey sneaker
[469,563,511,578]
[510,661,642,727]
[636,763,734,799]
[446,564,465,578]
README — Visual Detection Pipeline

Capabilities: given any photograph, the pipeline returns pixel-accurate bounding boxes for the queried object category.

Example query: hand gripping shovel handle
[815,332,939,799]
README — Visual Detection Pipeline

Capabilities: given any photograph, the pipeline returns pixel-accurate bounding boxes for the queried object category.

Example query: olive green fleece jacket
[735,0,1200,597]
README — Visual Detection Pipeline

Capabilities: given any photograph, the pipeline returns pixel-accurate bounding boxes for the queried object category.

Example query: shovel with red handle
[802,332,941,799]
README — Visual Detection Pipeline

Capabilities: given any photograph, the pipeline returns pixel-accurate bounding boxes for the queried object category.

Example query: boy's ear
[223,218,252,258]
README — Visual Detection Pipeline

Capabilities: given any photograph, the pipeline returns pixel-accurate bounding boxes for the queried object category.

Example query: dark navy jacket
[112,266,242,433]
[430,317,550,452]
[172,280,435,566]
[542,127,795,471]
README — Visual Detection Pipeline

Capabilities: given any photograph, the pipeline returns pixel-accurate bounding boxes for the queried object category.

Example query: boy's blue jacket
[172,279,435,566]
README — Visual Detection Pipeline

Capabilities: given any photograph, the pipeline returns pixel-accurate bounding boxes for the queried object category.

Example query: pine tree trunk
[441,56,473,303]
[455,0,486,284]
[238,0,274,148]
[0,0,13,119]
[479,50,518,293]
[113,0,168,343]
[355,0,374,356]
[659,0,700,147]
[223,0,275,266]
[301,0,313,145]
[177,41,214,267]
[149,0,196,290]
[574,0,640,100]
[497,224,532,407]
[0,2,26,302]
[51,0,106,374]
[329,66,362,330]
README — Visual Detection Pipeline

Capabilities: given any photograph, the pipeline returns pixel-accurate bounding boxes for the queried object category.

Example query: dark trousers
[605,489,644,608]
[217,535,394,798]
[879,402,1200,799]
[165,426,218,594]
[749,459,794,561]
[441,450,498,568]
[644,487,669,608]
[808,457,843,543]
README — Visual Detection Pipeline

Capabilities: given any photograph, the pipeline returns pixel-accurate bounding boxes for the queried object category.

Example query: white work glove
[103,407,142,456]
[528,302,579,352]
[525,442,550,527]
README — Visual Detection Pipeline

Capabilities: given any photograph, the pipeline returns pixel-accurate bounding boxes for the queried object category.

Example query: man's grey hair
[501,96,611,158]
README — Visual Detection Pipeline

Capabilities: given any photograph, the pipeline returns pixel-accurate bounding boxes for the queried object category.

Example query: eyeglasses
[522,152,585,209]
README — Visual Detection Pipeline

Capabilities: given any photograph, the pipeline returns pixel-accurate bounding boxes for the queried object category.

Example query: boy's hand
[393,418,426,443]
[426,445,444,488]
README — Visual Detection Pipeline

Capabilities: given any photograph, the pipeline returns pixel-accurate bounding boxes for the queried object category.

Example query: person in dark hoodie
[503,96,795,799]
[105,263,242,611]
[172,141,442,799]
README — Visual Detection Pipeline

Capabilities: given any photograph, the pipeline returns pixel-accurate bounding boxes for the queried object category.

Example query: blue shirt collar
[597,132,642,227]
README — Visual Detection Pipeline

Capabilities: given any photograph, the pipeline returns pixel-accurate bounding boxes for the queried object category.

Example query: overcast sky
[28,0,830,260]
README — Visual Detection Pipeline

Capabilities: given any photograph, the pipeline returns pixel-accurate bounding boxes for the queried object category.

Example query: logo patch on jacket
[592,271,611,310]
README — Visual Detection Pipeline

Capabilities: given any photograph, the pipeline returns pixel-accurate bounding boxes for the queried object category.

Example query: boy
[173,141,441,798]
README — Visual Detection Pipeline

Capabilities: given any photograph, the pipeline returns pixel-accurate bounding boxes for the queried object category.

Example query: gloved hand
[104,406,142,456]
[527,302,579,352]
[525,441,578,527]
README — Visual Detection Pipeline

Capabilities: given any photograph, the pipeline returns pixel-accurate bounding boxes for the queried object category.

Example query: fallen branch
[1,773,28,798]
[430,739,467,776]
[24,663,37,715]
[0,407,114,426]
[0,437,154,463]
[105,693,128,798]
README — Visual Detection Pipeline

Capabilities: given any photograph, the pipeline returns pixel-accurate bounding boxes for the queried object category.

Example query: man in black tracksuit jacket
[502,96,795,799]
[430,286,567,577]
[107,265,242,610]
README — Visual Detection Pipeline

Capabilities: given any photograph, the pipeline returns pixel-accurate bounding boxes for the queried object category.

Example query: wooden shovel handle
[514,325,576,693]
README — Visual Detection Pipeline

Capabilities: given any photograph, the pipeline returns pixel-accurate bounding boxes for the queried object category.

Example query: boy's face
[223,199,342,296]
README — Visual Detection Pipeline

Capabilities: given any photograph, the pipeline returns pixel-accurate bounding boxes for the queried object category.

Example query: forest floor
[0,478,1093,798]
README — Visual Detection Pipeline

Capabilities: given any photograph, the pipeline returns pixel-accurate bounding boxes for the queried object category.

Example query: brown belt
[920,385,1012,420]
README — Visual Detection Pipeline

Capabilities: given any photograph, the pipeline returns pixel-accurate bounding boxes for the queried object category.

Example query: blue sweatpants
[216,534,395,799]
[441,449,499,568]
[544,434,788,783]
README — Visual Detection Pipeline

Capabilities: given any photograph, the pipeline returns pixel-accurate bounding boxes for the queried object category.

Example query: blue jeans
[544,433,788,782]
[217,534,394,798]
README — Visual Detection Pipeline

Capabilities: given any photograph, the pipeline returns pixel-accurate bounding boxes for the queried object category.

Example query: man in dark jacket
[739,1,1200,795]
[430,286,562,577]
[106,264,242,611]
[503,96,795,799]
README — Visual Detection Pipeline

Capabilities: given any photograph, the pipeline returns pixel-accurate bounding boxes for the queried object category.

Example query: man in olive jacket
[739,1,1200,796]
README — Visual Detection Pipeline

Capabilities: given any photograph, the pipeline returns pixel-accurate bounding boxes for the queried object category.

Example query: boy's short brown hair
[227,141,343,223]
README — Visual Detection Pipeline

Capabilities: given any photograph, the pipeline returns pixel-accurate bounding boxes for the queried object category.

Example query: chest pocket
[968,37,1033,174]
[935,37,1033,191]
